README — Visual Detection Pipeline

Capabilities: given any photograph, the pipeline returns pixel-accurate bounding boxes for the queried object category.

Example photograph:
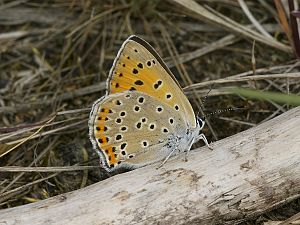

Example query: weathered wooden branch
[0,107,300,225]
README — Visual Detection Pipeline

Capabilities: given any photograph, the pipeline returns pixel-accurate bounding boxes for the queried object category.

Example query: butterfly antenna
[197,83,214,117]
[202,83,215,107]
[196,83,214,118]
[204,107,245,118]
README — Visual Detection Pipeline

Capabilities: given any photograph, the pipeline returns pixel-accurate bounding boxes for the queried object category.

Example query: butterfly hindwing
[89,91,186,171]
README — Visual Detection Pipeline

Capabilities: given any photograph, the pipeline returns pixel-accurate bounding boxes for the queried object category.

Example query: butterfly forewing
[89,91,187,171]
[107,35,196,128]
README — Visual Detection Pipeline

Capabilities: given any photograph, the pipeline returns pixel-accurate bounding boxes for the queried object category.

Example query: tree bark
[0,107,300,225]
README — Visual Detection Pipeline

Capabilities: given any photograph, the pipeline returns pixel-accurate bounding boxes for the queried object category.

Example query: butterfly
[88,35,211,172]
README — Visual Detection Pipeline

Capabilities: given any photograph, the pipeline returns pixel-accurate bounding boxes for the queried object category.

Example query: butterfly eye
[197,117,205,129]
[198,120,203,128]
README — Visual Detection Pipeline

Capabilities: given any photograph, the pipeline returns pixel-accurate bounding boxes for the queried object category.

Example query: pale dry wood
[264,212,300,225]
[0,107,300,225]
[278,211,300,225]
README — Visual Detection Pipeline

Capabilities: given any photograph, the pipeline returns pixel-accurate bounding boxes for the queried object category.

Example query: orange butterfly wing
[106,35,196,128]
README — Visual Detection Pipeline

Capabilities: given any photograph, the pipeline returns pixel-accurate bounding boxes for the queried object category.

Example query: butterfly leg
[185,134,212,162]
[156,146,179,169]
[195,133,213,150]
[184,137,196,162]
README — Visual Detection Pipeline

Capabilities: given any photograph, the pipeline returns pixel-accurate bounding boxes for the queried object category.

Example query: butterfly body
[89,35,210,172]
